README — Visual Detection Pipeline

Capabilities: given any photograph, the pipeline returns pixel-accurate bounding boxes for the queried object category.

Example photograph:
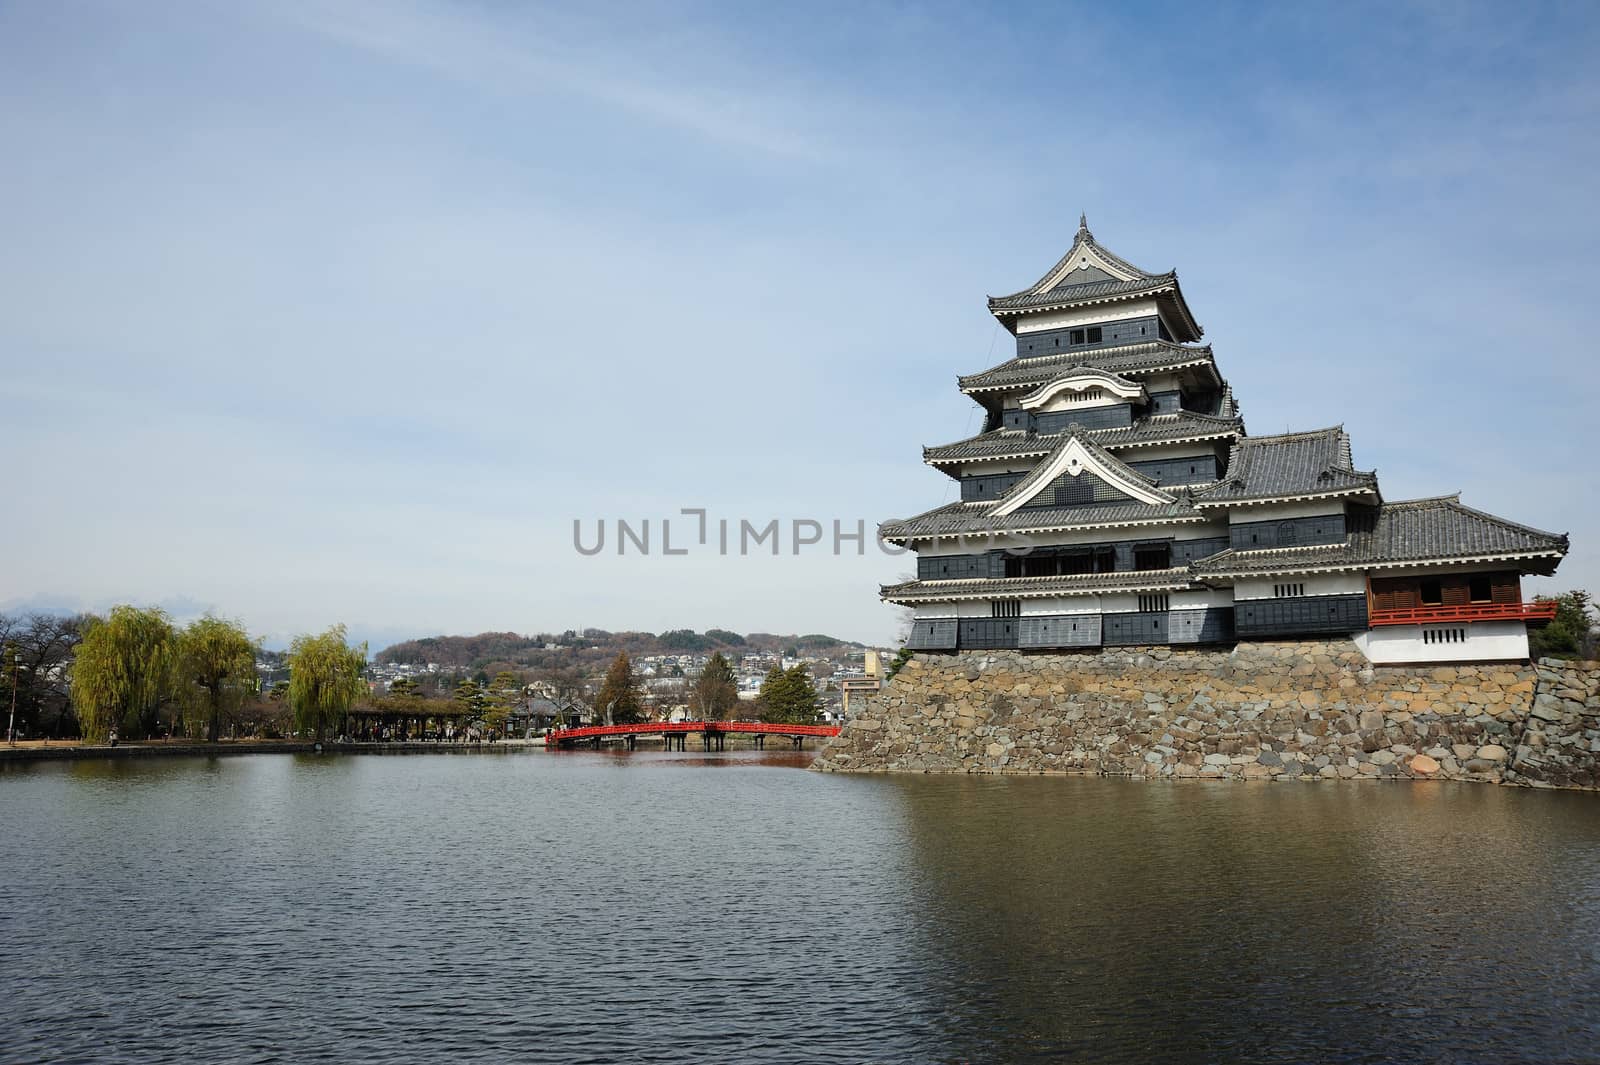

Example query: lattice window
[1137,594,1170,613]
[990,599,1021,619]
[1422,627,1466,646]
[1273,583,1306,598]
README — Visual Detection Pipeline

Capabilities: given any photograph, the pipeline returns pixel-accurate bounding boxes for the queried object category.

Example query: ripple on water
[1,755,1599,1063]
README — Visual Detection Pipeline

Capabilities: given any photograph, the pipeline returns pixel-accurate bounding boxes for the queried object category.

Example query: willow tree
[287,625,367,742]
[177,616,257,742]
[71,605,179,741]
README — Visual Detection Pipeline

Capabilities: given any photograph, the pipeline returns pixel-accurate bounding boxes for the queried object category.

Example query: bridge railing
[545,721,841,744]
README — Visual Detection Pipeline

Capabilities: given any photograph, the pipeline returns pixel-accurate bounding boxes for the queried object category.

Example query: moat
[3,753,1598,1063]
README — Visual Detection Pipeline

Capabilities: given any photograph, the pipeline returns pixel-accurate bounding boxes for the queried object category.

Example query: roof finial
[1078,212,1088,231]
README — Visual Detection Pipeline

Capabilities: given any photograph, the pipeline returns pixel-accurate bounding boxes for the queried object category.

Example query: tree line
[1,606,367,743]
[586,650,821,726]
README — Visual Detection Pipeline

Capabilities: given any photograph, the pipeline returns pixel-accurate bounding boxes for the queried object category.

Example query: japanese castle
[884,218,1568,664]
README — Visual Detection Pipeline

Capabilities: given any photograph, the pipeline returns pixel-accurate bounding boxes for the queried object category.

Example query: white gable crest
[991,436,1175,517]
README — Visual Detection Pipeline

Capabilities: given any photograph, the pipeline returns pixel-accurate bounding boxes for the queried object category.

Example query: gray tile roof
[984,221,1202,338]
[882,567,1196,603]
[1192,496,1569,576]
[959,341,1219,394]
[987,275,1178,313]
[881,498,1205,543]
[989,427,1166,511]
[924,407,1243,466]
[987,217,1168,312]
[1192,426,1377,505]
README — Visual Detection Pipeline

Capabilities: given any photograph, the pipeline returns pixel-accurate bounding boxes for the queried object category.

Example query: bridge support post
[792,736,803,750]
[626,735,636,751]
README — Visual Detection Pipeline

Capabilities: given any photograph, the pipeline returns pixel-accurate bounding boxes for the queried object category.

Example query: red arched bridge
[545,721,841,751]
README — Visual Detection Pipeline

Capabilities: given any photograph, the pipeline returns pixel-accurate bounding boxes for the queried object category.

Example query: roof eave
[1192,486,1379,509]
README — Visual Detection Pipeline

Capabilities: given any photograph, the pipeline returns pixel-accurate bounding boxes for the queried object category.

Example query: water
[2,752,1598,1064]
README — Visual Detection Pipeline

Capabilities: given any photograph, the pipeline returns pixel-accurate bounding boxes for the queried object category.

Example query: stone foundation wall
[814,642,1600,789]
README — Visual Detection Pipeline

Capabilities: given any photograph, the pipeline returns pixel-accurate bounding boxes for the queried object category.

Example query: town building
[884,218,1567,664]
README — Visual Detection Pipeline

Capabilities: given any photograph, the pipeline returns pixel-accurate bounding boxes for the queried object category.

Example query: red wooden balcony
[1367,601,1559,627]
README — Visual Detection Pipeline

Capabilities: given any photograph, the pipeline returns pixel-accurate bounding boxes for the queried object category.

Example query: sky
[2,0,1598,650]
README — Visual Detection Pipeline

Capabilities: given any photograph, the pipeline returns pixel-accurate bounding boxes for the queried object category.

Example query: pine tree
[758,663,820,724]
[693,651,740,720]
[596,651,646,724]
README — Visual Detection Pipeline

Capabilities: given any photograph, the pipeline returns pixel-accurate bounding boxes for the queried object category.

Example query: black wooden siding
[1170,536,1231,564]
[1002,404,1133,433]
[906,607,1239,651]
[906,619,958,650]
[1168,607,1234,644]
[1126,455,1224,486]
[960,471,1027,502]
[1103,610,1169,645]
[958,617,1020,650]
[1229,512,1347,551]
[914,535,1229,581]
[1019,614,1101,647]
[1015,315,1165,359]
[1233,594,1368,637]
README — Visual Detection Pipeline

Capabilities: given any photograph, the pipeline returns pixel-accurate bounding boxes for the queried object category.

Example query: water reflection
[1,757,1596,1063]
[887,778,1600,1062]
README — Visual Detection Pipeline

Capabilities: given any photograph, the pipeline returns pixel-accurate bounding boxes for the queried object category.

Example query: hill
[374,628,867,673]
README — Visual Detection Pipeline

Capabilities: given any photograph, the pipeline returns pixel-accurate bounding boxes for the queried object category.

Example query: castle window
[991,599,1021,618]
[1274,583,1306,598]
[1086,326,1102,343]
[1133,544,1170,571]
[1469,575,1492,602]
[1277,522,1298,546]
[1070,329,1085,344]
[1420,579,1443,605]
[1138,594,1170,613]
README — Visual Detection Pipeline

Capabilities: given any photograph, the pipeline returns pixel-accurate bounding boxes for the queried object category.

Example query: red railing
[1367,601,1558,627]
[546,721,841,744]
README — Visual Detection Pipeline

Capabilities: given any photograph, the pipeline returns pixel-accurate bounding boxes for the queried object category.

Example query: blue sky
[2,0,1597,649]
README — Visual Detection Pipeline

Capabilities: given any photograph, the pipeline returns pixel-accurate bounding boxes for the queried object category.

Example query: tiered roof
[887,427,1209,543]
[925,396,1243,469]
[883,568,1195,604]
[986,217,1203,339]
[1192,427,1377,507]
[1193,496,1569,578]
[958,341,1219,395]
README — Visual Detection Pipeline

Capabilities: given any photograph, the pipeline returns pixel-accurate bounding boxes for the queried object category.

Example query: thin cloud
[265,0,829,161]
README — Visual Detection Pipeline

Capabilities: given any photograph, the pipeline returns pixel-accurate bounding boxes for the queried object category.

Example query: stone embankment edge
[812,642,1600,791]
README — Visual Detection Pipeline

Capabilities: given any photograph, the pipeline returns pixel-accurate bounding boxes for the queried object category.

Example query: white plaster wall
[1170,587,1234,609]
[1015,300,1160,334]
[1234,574,1366,600]
[1020,596,1101,616]
[1033,390,1125,414]
[956,458,1041,477]
[1353,621,1530,664]
[1112,442,1226,462]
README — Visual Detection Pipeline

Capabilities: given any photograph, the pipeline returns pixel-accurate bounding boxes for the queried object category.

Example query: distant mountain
[374,628,867,671]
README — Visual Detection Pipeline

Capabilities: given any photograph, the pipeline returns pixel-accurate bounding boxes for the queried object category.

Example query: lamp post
[7,650,18,747]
